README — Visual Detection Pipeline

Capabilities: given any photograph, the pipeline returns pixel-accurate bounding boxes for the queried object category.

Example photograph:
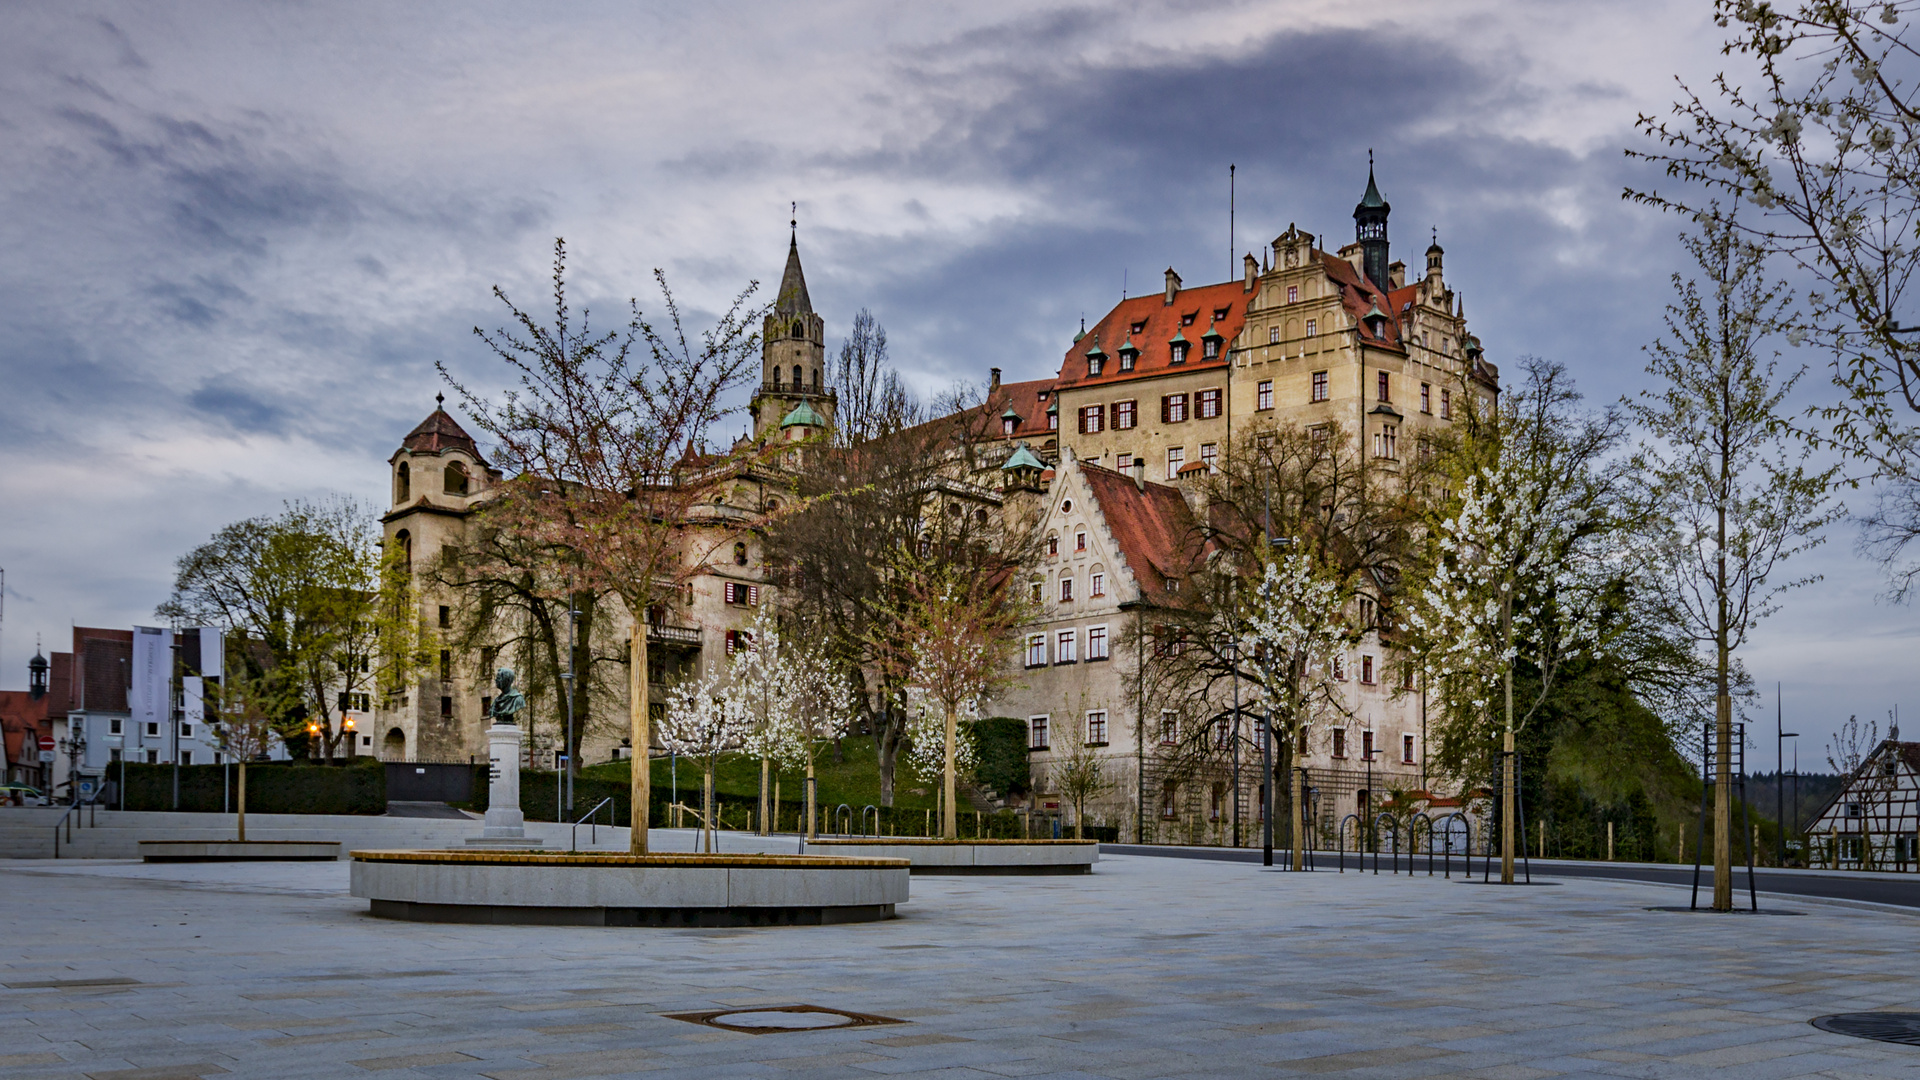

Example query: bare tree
[1630,212,1841,909]
[1629,0,1920,596]
[831,309,921,446]
[444,238,766,854]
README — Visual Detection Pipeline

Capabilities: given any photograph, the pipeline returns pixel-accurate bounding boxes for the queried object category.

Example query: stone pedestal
[467,723,542,849]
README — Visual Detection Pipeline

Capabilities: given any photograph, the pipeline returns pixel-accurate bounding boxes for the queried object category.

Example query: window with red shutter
[748,584,760,605]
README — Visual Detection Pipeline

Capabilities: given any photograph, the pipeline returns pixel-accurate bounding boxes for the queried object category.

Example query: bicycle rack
[861,805,879,836]
[834,804,853,836]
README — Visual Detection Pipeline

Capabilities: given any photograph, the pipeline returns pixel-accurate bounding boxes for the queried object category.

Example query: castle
[371,167,1497,843]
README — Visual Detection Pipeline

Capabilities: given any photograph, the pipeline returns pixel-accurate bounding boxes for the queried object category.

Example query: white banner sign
[130,626,172,735]
[183,676,205,726]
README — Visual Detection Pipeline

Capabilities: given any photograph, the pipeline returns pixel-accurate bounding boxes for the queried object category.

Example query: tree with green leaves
[1629,213,1841,909]
[160,498,432,760]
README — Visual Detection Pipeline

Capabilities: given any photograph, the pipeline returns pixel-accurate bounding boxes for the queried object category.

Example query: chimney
[1164,267,1181,305]
[990,367,1001,392]
[1132,457,1146,491]
[1243,252,1259,292]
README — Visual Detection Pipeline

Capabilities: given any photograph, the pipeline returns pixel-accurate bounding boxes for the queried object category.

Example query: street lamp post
[1776,681,1798,867]
[1229,641,1242,849]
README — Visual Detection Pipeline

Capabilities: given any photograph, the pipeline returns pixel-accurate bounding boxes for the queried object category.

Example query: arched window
[811,368,819,391]
[394,530,412,571]
[443,461,470,496]
[792,364,803,387]
[772,367,782,389]
[733,541,748,566]
[792,320,804,339]
[394,462,410,503]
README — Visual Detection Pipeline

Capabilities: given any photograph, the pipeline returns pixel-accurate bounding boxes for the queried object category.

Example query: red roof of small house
[1077,461,1204,600]
[1054,280,1250,392]
[402,406,484,460]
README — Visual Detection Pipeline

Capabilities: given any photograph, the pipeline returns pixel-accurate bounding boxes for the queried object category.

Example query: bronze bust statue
[490,668,527,726]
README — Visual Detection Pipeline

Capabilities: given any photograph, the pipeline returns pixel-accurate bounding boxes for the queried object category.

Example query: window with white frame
[1361,655,1374,684]
[1362,729,1375,759]
[180,750,194,766]
[1080,405,1104,434]
[1026,634,1047,668]
[1268,326,1280,344]
[1305,317,1317,336]
[1090,572,1105,598]
[1059,575,1074,603]
[1257,380,1273,410]
[1440,388,1452,419]
[1030,715,1050,750]
[1331,727,1347,758]
[1087,624,1109,659]
[1420,382,1432,413]
[1115,400,1136,429]
[1200,443,1218,473]
[1402,734,1415,763]
[109,717,122,735]
[1056,628,1077,663]
[1075,530,1087,552]
[1115,453,1132,472]
[1159,712,1178,745]
[1196,388,1221,419]
[1086,710,1109,745]
[1166,446,1185,479]
[146,721,160,737]
[1287,285,1299,303]
[1311,370,1329,402]
[1162,394,1188,423]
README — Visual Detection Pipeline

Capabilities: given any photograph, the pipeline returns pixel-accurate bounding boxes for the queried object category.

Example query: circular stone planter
[140,840,341,862]
[349,850,910,926]
[803,838,1098,875]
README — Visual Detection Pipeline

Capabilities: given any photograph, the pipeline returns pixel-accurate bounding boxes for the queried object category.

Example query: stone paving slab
[4,857,1920,1078]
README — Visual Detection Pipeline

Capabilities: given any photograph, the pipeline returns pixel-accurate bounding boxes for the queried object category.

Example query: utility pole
[1230,641,1242,849]
[170,628,182,810]
[562,584,578,823]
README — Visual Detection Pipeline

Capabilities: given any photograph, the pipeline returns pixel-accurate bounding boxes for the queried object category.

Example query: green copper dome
[780,401,826,429]
[1002,444,1045,471]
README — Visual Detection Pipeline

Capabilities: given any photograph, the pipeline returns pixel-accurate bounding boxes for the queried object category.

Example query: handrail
[51,799,97,859]
[570,797,615,852]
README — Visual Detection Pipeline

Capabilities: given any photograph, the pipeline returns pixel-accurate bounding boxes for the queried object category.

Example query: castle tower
[381,395,493,762]
[750,225,835,443]
[1353,157,1392,293]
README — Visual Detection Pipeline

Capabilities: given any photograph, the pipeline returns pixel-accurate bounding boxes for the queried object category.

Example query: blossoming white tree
[659,669,752,853]
[1402,361,1616,883]
[1240,545,1357,869]
[875,552,1022,839]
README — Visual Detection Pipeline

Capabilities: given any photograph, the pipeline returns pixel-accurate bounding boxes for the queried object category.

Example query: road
[1101,842,1920,910]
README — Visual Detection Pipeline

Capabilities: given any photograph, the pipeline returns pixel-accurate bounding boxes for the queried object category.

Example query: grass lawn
[579,734,946,813]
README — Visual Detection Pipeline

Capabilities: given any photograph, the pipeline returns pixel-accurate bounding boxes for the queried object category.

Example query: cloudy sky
[1,1,1910,762]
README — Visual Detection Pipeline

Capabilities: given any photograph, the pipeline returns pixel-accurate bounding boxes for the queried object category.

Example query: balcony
[757,381,837,401]
[646,622,702,648]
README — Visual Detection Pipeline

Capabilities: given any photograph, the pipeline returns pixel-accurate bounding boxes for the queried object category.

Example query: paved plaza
[4,852,1919,1079]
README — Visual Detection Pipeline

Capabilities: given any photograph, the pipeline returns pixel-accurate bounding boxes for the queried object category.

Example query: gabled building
[1804,740,1920,869]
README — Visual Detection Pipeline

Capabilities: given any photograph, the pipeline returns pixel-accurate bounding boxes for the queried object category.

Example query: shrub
[972,717,1031,800]
[120,757,385,815]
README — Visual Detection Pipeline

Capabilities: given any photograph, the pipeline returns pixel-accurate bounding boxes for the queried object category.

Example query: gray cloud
[0,1,1908,755]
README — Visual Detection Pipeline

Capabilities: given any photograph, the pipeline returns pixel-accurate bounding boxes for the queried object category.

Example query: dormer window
[1118,338,1138,371]
[1181,312,1196,326]
[1130,321,1146,335]
[1003,416,1018,436]
[1213,307,1230,322]
[1084,336,1107,377]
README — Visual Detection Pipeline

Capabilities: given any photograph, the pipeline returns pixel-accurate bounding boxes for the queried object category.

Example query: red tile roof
[402,407,484,460]
[981,376,1059,443]
[1053,280,1250,392]
[1077,461,1204,600]
[1318,253,1406,353]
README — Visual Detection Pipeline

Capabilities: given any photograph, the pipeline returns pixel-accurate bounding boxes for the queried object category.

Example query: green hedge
[470,765,1062,838]
[120,758,385,815]
[973,717,1032,800]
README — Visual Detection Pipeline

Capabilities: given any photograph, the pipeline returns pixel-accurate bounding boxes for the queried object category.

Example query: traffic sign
[37,751,56,763]
[38,734,56,752]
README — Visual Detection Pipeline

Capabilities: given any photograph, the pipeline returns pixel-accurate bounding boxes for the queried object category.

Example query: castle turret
[751,225,835,442]
[1353,157,1391,293]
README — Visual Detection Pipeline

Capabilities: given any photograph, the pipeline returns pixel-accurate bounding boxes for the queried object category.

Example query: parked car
[1,783,50,807]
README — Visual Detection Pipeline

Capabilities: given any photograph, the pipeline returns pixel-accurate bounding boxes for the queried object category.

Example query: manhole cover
[1812,1013,1920,1046]
[662,1004,905,1034]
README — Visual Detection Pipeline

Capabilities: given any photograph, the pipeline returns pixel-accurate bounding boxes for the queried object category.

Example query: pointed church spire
[777,205,813,317]
[1359,151,1387,210]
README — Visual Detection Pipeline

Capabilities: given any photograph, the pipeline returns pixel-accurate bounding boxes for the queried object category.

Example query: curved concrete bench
[804,838,1097,874]
[349,850,910,926]
[140,840,341,862]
